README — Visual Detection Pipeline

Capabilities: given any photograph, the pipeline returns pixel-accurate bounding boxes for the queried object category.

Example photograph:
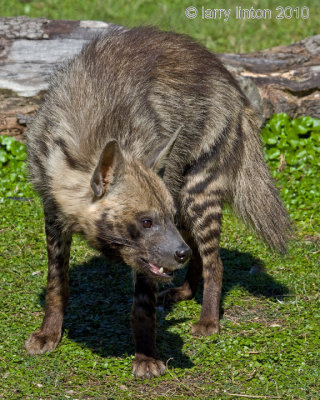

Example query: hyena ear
[90,139,125,198]
[146,125,183,173]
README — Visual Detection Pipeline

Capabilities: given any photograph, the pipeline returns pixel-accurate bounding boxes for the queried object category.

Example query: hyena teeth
[159,267,164,274]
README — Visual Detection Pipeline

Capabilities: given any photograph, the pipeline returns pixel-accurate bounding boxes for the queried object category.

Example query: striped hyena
[26,27,290,378]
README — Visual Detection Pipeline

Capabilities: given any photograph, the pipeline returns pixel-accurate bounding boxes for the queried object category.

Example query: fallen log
[218,36,320,122]
[0,16,319,141]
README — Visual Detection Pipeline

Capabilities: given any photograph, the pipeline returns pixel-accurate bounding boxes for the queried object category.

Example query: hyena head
[88,139,191,281]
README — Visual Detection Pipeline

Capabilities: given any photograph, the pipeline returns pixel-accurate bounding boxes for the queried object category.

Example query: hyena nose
[175,246,192,263]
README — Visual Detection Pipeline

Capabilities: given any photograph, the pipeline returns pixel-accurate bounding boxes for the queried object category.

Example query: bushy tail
[232,107,291,254]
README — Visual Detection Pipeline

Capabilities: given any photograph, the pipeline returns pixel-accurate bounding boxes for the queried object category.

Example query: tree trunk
[0,16,319,141]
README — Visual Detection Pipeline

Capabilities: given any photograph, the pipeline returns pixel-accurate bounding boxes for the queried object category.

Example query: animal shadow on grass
[38,248,288,370]
[160,247,289,319]
[219,248,289,307]
[39,255,193,368]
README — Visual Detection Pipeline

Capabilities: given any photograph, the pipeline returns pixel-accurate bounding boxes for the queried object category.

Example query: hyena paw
[158,286,192,306]
[132,354,166,379]
[191,319,220,336]
[25,330,61,355]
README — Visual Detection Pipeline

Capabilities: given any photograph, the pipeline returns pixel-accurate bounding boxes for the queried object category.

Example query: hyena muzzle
[26,27,290,379]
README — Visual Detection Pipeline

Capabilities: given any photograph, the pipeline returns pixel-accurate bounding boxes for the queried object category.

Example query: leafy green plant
[0,135,33,202]
[262,113,320,230]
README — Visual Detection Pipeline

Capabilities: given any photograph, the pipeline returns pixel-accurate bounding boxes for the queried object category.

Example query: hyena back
[26,27,290,378]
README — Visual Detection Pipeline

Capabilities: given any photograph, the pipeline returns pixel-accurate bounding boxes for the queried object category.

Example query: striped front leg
[131,273,166,378]
[182,170,224,336]
[25,214,72,354]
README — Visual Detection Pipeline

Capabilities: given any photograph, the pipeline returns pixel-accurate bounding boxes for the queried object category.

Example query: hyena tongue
[148,262,172,277]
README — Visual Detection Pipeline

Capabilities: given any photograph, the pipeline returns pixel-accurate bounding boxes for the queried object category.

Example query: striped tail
[232,107,291,254]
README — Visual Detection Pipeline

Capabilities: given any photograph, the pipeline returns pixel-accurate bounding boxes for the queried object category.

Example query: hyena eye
[142,219,153,229]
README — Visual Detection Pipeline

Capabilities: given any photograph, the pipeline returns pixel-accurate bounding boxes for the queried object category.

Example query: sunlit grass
[1,0,319,53]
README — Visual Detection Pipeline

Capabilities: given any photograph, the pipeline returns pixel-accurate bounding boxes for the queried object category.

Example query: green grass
[0,114,319,399]
[1,0,319,53]
[1,190,319,399]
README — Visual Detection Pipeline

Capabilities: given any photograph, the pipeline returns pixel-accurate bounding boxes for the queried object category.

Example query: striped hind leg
[181,170,224,336]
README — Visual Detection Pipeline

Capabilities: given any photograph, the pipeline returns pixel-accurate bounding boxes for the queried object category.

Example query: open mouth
[140,259,173,278]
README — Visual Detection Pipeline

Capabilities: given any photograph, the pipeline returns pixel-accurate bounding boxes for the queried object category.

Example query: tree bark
[218,35,320,121]
[0,16,319,141]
